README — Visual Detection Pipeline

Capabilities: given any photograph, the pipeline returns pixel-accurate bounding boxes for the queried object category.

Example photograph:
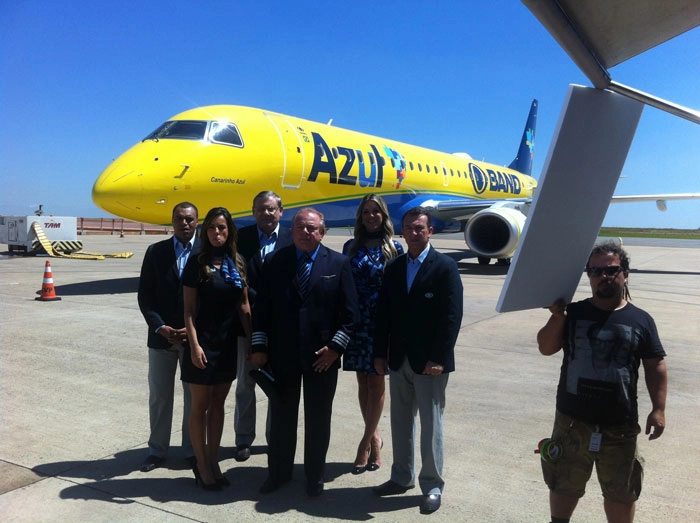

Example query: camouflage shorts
[541,410,644,504]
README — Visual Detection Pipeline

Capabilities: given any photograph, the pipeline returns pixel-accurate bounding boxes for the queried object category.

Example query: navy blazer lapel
[392,253,410,298]
[167,240,180,280]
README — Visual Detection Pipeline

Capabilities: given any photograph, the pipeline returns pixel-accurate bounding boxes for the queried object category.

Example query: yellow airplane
[93,101,539,264]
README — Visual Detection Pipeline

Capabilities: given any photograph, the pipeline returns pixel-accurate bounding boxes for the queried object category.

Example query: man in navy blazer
[372,206,463,515]
[251,207,358,497]
[232,191,292,461]
[137,202,200,472]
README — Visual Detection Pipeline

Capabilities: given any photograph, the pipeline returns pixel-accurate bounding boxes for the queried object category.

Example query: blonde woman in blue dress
[343,194,403,474]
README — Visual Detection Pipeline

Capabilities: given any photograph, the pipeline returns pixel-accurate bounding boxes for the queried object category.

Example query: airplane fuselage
[92,105,537,236]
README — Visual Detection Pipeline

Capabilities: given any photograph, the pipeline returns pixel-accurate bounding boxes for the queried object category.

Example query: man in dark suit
[372,206,463,515]
[137,202,199,472]
[232,191,292,462]
[251,207,358,497]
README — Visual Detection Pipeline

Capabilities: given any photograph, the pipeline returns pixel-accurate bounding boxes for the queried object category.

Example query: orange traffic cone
[36,260,61,301]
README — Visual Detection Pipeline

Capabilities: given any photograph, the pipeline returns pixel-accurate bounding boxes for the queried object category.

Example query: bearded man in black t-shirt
[537,241,667,523]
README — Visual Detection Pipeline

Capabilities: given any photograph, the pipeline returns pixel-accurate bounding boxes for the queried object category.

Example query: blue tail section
[508,99,538,176]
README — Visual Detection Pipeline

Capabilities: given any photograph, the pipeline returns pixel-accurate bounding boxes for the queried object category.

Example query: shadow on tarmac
[50,452,419,519]
[54,277,139,296]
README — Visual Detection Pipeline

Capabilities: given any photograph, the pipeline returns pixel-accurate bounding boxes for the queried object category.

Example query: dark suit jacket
[374,246,463,373]
[137,236,200,349]
[251,243,358,374]
[236,224,293,298]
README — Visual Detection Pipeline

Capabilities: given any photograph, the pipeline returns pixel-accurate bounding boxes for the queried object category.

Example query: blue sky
[1,1,699,228]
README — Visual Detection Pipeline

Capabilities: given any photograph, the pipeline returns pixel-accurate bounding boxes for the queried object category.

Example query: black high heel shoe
[351,447,370,475]
[367,438,383,472]
[193,465,222,491]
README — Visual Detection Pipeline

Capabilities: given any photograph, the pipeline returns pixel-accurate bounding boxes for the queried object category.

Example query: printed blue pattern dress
[342,240,403,374]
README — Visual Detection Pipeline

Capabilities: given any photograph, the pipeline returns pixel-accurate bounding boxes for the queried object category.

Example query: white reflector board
[497,85,643,312]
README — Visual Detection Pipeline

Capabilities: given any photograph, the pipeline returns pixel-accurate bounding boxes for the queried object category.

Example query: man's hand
[422,360,444,375]
[547,299,567,318]
[158,326,187,344]
[646,408,665,440]
[313,346,339,373]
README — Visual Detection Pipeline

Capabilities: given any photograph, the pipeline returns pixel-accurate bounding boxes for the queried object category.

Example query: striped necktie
[297,253,312,296]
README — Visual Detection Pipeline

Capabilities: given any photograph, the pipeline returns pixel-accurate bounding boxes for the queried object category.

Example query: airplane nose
[92,160,144,217]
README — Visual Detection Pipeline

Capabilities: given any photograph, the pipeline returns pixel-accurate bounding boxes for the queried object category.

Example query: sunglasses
[585,265,623,278]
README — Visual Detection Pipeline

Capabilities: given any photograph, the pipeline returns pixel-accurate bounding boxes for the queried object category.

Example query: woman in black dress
[182,207,251,489]
[343,195,403,474]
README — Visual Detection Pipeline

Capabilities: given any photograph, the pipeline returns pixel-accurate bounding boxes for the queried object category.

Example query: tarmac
[1,232,699,522]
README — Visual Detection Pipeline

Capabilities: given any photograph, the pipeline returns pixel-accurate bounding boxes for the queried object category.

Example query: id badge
[589,431,602,452]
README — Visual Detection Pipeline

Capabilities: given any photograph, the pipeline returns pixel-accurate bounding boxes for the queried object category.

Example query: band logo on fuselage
[469,163,521,195]
[308,132,384,188]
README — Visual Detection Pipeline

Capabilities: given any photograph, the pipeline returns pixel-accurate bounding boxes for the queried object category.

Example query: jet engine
[464,204,527,264]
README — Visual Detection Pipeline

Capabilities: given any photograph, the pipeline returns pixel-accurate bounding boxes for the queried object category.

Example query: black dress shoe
[373,480,414,496]
[306,481,324,497]
[216,475,231,487]
[420,493,441,514]
[234,445,251,462]
[259,476,289,494]
[140,455,165,472]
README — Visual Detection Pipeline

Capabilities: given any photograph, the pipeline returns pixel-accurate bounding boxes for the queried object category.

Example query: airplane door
[264,113,306,188]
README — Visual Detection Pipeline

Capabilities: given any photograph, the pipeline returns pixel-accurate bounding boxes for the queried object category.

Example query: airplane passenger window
[210,122,243,147]
[418,164,422,172]
[145,120,208,141]
[332,148,339,159]
[426,165,430,173]
[450,169,454,176]
[357,151,364,163]
[369,152,375,165]
[409,161,414,170]
[390,158,396,168]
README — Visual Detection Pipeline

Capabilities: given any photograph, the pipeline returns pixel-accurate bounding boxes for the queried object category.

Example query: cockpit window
[144,120,208,141]
[210,121,244,147]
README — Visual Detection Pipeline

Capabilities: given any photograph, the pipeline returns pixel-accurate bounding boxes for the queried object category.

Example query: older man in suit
[232,191,292,462]
[251,207,358,497]
[372,206,463,515]
[137,202,200,472]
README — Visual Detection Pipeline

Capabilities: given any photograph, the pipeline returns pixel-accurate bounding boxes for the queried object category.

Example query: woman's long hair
[197,207,246,282]
[346,194,399,261]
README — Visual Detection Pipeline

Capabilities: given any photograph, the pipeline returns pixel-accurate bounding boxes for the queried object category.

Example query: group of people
[137,192,667,521]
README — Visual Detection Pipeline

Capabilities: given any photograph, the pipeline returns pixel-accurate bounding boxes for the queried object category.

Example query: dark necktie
[297,253,312,296]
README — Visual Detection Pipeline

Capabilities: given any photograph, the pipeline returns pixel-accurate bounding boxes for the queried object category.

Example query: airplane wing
[611,193,700,211]
[421,198,530,222]
[522,0,700,124]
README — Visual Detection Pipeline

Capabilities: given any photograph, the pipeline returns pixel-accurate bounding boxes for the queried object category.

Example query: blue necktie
[297,254,312,296]
[177,242,191,277]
